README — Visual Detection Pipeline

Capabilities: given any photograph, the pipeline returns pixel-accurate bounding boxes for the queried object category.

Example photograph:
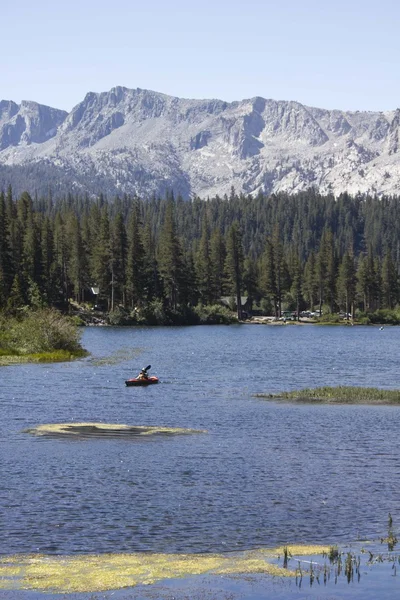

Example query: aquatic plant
[0,545,330,594]
[381,512,398,551]
[0,349,86,365]
[282,545,292,568]
[327,545,339,562]
[23,422,208,438]
[256,386,400,404]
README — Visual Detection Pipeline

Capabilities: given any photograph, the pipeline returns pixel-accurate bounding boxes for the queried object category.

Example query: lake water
[1,324,400,599]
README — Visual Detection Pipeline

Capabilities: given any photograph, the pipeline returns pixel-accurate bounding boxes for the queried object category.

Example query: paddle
[144,364,151,371]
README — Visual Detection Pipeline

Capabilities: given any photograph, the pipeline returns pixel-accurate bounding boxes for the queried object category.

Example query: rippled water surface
[1,324,400,597]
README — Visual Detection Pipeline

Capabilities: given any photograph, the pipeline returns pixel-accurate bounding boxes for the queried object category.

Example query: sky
[2,0,399,113]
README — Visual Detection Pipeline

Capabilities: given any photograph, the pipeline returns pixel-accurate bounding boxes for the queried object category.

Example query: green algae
[89,347,143,366]
[0,545,330,593]
[23,422,207,439]
[256,386,400,404]
[0,349,87,366]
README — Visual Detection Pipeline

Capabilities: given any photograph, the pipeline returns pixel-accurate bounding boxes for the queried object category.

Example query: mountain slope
[1,86,400,198]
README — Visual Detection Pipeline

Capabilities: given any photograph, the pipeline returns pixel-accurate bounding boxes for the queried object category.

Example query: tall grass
[0,308,86,360]
[256,386,400,404]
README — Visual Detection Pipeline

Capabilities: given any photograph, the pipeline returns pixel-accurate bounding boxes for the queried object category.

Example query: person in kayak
[138,367,149,380]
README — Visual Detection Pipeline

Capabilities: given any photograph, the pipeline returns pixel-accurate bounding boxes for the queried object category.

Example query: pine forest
[1,185,400,325]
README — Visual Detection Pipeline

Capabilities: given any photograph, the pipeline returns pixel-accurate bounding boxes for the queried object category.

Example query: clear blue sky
[2,0,399,112]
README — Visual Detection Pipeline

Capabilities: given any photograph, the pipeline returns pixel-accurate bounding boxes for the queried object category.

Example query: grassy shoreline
[0,309,88,365]
[0,349,88,366]
[256,386,400,404]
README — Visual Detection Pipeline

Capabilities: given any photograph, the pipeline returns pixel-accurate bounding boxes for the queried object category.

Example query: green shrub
[356,315,371,325]
[362,309,400,325]
[135,301,172,325]
[4,308,85,354]
[318,313,341,324]
[108,307,135,326]
[194,304,237,324]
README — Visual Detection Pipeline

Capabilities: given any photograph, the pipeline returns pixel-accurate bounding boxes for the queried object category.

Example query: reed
[256,386,400,404]
[0,349,87,365]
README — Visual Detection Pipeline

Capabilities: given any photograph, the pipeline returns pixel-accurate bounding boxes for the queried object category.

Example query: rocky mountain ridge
[1,86,400,199]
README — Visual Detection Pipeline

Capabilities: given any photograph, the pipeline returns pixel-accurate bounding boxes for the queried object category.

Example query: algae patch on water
[256,386,400,404]
[24,422,207,439]
[0,546,330,593]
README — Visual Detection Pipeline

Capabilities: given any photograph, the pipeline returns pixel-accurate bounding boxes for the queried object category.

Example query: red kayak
[125,376,159,387]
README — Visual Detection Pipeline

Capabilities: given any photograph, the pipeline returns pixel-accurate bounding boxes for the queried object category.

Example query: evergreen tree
[66,213,89,304]
[381,252,398,309]
[0,191,14,308]
[337,251,356,317]
[142,222,162,302]
[323,229,337,313]
[7,273,26,311]
[53,213,70,308]
[41,216,57,305]
[225,221,244,319]
[195,214,213,304]
[92,206,112,308]
[302,251,318,310]
[210,228,226,300]
[290,253,303,320]
[356,254,369,311]
[126,204,146,308]
[110,213,128,309]
[271,225,289,317]
[261,239,278,317]
[243,257,259,307]
[158,200,186,310]
[182,250,199,306]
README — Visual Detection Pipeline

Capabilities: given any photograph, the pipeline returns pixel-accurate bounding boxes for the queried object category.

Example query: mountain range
[1,86,400,199]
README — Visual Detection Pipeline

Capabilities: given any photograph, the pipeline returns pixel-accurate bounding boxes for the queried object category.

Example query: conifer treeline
[0,185,399,318]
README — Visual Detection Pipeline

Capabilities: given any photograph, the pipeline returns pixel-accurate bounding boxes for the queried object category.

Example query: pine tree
[7,273,26,311]
[225,221,244,319]
[381,252,398,309]
[158,200,186,310]
[261,239,278,317]
[66,213,89,304]
[243,257,259,305]
[182,250,199,306]
[19,197,43,307]
[0,191,14,308]
[126,204,146,308]
[195,215,213,304]
[337,251,356,317]
[53,213,70,308]
[210,228,226,300]
[323,229,337,313]
[302,251,318,310]
[41,216,57,305]
[110,213,127,309]
[142,222,162,302]
[271,225,289,317]
[290,253,303,320]
[92,206,112,309]
[356,254,369,311]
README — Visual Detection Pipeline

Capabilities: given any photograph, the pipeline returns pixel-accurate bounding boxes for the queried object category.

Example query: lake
[1,324,400,599]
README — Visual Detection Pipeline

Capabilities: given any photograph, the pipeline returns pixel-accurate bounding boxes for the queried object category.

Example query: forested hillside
[0,186,399,323]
